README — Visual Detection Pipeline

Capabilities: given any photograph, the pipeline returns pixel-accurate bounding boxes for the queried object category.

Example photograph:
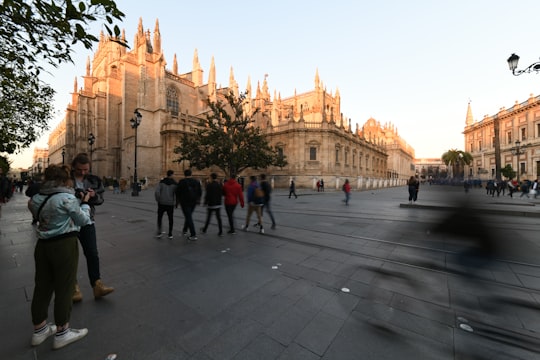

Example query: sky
[8,0,540,169]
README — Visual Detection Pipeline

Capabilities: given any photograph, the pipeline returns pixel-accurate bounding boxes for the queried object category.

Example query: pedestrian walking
[28,164,92,349]
[520,180,530,198]
[530,179,538,199]
[320,179,324,192]
[200,173,223,236]
[176,169,202,241]
[288,179,298,199]
[222,174,244,234]
[242,176,264,234]
[71,153,114,302]
[260,174,276,229]
[407,176,419,203]
[155,170,177,239]
[342,179,351,205]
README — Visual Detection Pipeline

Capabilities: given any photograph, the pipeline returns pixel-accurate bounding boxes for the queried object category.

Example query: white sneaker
[31,323,57,346]
[52,328,88,349]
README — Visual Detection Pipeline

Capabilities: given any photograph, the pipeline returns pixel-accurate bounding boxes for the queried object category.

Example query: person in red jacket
[222,174,245,234]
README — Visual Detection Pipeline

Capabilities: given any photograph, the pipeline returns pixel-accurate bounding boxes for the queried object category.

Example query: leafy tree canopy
[0,155,11,175]
[0,0,125,154]
[441,149,473,178]
[174,91,287,178]
[500,164,516,180]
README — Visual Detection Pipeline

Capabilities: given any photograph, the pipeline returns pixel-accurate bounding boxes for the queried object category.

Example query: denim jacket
[29,184,93,240]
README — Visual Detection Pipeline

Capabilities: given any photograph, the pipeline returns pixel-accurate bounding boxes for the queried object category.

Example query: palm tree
[442,149,473,179]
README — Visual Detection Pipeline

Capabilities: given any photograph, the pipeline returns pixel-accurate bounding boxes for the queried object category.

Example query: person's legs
[79,224,113,298]
[215,208,223,234]
[245,204,254,227]
[31,241,55,327]
[201,208,211,232]
[188,205,196,236]
[225,204,236,232]
[165,205,174,236]
[52,237,78,326]
[264,201,276,227]
[78,224,100,287]
[255,206,264,232]
[157,204,165,234]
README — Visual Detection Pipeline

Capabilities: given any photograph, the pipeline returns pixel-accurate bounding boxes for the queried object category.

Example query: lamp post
[88,133,95,172]
[511,140,528,184]
[61,148,65,164]
[130,109,142,196]
[507,53,540,75]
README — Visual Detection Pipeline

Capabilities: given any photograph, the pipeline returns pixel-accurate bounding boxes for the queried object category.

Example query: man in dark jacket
[260,174,276,229]
[71,153,113,302]
[200,173,223,236]
[176,169,202,241]
[155,170,177,239]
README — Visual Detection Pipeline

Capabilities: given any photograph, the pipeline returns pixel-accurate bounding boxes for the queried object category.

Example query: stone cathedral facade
[47,19,415,189]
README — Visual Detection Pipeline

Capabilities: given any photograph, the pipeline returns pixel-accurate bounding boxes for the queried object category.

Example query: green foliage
[500,164,516,180]
[174,92,287,178]
[441,149,473,178]
[0,0,125,153]
[0,155,11,175]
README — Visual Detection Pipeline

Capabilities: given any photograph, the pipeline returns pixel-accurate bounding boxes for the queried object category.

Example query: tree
[0,155,10,176]
[441,149,473,179]
[0,0,125,154]
[174,91,287,178]
[500,164,516,180]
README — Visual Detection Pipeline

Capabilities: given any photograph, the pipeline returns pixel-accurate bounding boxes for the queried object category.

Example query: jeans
[262,201,276,226]
[202,207,223,233]
[157,204,174,235]
[79,223,101,287]
[181,204,196,236]
[225,204,237,231]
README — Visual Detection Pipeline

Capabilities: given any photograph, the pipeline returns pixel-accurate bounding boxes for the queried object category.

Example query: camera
[75,188,88,199]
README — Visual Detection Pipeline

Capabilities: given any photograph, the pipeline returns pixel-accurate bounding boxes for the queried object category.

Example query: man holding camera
[71,153,113,302]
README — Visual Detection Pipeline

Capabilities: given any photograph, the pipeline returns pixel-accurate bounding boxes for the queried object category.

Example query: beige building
[463,97,540,181]
[47,18,415,189]
[31,148,49,177]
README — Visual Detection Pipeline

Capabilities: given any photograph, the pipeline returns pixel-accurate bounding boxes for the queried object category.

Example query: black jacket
[204,180,223,207]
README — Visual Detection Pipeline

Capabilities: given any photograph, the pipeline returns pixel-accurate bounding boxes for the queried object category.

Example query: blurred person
[343,179,351,205]
[242,175,264,234]
[176,169,202,241]
[200,173,223,236]
[288,179,298,199]
[155,170,177,239]
[28,164,92,349]
[260,174,276,229]
[407,176,419,203]
[222,174,244,234]
[71,153,113,302]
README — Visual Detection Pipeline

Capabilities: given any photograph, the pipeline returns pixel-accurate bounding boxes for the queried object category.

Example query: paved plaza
[1,184,540,359]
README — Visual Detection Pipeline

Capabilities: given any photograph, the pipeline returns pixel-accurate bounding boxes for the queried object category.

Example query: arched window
[166,87,179,116]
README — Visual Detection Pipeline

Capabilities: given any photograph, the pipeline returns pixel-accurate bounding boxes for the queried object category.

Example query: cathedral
[47,18,415,189]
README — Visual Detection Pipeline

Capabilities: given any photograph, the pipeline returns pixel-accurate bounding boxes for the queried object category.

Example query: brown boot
[93,279,114,299]
[72,283,83,303]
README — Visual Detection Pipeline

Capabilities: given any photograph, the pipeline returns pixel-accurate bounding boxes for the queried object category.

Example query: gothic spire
[173,54,178,75]
[153,19,161,53]
[465,100,474,126]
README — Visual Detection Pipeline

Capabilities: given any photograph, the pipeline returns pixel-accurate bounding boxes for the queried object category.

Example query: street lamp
[88,133,95,172]
[61,148,65,164]
[130,109,142,196]
[507,53,540,76]
[510,140,529,183]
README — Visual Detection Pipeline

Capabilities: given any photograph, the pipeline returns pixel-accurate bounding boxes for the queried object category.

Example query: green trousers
[31,235,79,326]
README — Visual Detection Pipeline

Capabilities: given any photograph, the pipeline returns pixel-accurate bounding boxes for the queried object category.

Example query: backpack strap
[36,192,61,220]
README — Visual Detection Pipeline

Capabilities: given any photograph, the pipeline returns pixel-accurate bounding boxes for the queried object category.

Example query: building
[47,18,415,189]
[463,97,540,182]
[31,147,49,178]
[414,158,447,182]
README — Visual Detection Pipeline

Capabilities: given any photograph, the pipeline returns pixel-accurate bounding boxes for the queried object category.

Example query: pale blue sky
[10,0,540,168]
